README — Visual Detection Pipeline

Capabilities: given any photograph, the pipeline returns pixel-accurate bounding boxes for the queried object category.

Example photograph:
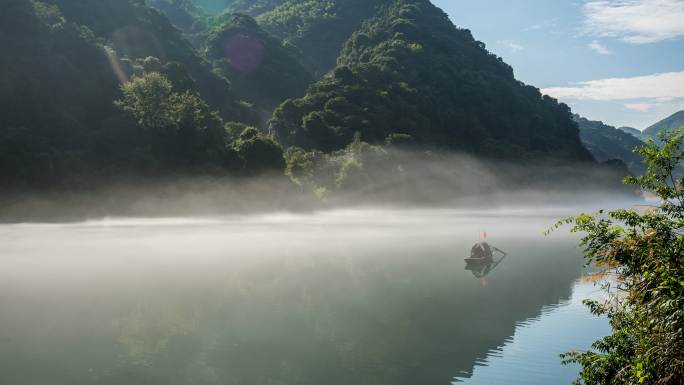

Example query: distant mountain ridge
[618,126,644,140]
[643,110,684,140]
[573,115,645,175]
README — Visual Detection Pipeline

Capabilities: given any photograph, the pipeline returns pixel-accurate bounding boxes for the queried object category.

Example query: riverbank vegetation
[554,128,684,385]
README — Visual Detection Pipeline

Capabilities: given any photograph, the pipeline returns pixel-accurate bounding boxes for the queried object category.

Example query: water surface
[0,209,606,385]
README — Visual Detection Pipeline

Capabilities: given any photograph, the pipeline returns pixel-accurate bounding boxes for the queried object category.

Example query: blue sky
[431,0,684,129]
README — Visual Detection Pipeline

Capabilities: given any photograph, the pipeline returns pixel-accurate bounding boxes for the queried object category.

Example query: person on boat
[465,241,507,279]
[470,241,493,261]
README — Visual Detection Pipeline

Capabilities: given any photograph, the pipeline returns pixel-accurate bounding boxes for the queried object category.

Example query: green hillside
[269,0,592,162]
[43,0,253,121]
[0,0,283,190]
[0,0,631,197]
[258,0,383,76]
[204,13,314,114]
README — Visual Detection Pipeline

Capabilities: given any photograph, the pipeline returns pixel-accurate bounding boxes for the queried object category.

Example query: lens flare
[223,33,265,74]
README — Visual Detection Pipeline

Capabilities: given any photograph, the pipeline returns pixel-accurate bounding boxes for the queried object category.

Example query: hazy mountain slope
[269,0,592,162]
[618,126,644,140]
[574,115,645,175]
[643,110,684,139]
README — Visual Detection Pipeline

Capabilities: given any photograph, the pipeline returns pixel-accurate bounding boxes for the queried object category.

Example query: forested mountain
[0,0,630,200]
[0,0,283,190]
[204,13,313,114]
[573,115,645,175]
[258,0,384,76]
[643,110,684,141]
[42,0,252,121]
[269,0,592,162]
[1,0,123,186]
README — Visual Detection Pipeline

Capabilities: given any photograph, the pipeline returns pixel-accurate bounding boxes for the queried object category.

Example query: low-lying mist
[0,150,641,222]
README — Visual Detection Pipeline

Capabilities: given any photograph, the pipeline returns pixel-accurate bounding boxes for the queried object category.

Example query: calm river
[0,209,609,385]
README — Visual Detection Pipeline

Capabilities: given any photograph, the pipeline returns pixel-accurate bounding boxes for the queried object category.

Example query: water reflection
[0,210,602,385]
[453,280,610,384]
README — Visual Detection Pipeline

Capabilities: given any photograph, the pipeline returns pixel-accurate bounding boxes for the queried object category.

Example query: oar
[492,246,507,256]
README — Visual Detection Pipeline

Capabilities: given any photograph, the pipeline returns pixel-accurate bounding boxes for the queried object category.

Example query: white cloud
[542,71,684,101]
[624,103,657,112]
[588,40,613,54]
[498,40,524,53]
[583,0,684,44]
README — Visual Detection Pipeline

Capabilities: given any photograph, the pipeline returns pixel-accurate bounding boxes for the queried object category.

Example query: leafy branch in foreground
[551,128,684,385]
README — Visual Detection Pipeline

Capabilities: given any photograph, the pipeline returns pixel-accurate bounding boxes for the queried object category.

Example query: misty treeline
[1,0,635,213]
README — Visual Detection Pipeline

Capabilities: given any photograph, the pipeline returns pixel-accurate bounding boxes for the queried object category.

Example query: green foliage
[204,13,313,113]
[32,0,65,27]
[0,0,121,186]
[258,0,381,75]
[0,0,626,194]
[285,132,400,198]
[116,72,285,173]
[232,126,285,174]
[554,128,684,385]
[269,0,592,162]
[0,0,288,189]
[115,72,231,167]
[117,72,177,131]
[42,0,255,122]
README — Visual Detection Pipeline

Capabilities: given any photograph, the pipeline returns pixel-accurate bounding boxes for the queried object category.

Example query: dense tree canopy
[269,0,592,162]
[204,13,313,114]
[258,0,382,75]
[0,1,285,190]
[42,0,254,122]
[0,0,634,195]
[0,0,121,187]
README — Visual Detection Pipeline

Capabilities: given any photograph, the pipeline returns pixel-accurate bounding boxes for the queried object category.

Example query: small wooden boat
[465,241,494,264]
[464,241,507,278]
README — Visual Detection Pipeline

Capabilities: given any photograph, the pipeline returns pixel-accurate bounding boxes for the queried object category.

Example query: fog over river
[0,208,611,385]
